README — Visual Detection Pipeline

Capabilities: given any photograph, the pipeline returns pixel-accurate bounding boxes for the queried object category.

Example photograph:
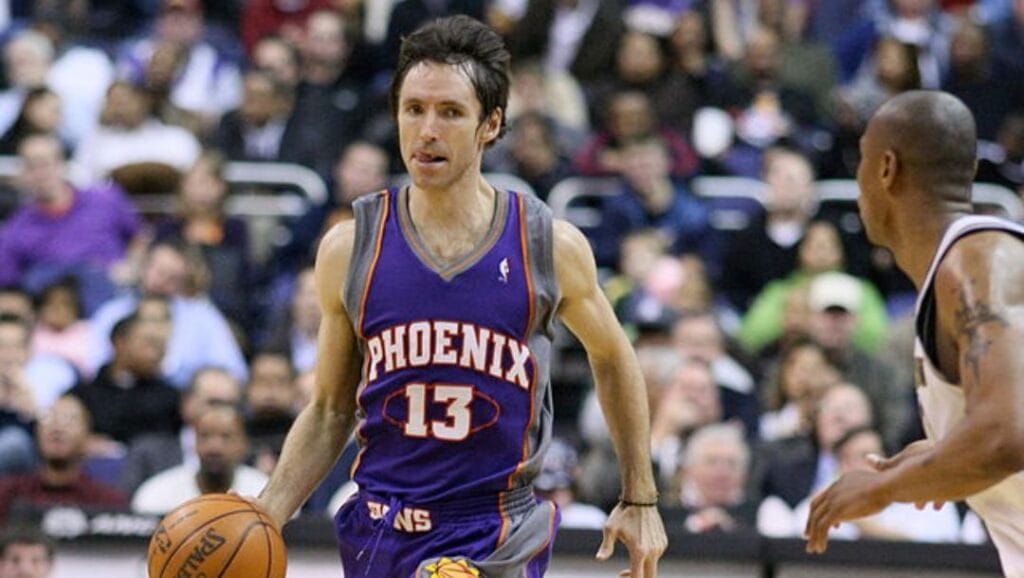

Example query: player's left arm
[806,232,1024,552]
[552,219,666,578]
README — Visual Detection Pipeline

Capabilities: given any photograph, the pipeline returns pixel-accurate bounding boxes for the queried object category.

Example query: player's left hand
[596,503,667,578]
[804,470,890,554]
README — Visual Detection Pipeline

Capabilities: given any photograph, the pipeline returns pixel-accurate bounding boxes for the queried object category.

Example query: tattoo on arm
[954,287,1009,383]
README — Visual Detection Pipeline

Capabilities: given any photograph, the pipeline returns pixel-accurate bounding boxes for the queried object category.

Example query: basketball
[147,493,287,578]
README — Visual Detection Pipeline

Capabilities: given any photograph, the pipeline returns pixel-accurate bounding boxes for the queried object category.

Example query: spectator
[534,438,607,530]
[976,112,1024,194]
[504,59,589,136]
[0,530,55,578]
[119,367,242,495]
[484,112,575,202]
[720,147,817,310]
[29,277,90,375]
[0,87,63,156]
[71,80,201,186]
[759,338,841,442]
[0,396,127,524]
[573,90,700,178]
[0,31,53,139]
[290,10,372,172]
[668,423,755,533]
[154,151,251,326]
[89,241,249,388]
[943,17,1019,141]
[70,313,181,446]
[507,0,624,86]
[251,34,302,91]
[277,141,389,270]
[834,36,922,138]
[0,292,77,414]
[118,0,243,130]
[739,221,889,355]
[132,404,267,515]
[265,268,319,373]
[672,311,760,437]
[244,351,298,476]
[667,9,738,128]
[0,134,143,313]
[590,139,714,270]
[805,272,910,450]
[756,382,873,509]
[213,68,326,171]
[0,314,37,475]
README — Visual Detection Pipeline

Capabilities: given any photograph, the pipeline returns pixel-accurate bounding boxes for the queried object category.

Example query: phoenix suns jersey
[914,215,1024,576]
[343,187,558,504]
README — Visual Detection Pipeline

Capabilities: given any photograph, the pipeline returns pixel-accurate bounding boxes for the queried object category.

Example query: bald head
[868,91,976,196]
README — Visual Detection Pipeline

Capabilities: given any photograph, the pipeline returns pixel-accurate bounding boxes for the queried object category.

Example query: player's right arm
[257,221,363,527]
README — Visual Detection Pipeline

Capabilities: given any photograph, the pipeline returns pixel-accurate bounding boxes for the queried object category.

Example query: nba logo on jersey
[498,258,510,283]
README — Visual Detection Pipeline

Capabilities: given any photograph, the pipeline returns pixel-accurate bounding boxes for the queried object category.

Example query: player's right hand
[596,503,667,578]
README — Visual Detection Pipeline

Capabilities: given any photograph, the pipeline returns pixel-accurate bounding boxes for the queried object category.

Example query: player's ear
[880,149,898,192]
[479,108,502,145]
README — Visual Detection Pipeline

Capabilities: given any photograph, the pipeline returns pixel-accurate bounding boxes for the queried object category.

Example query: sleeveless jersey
[914,215,1024,576]
[343,187,559,504]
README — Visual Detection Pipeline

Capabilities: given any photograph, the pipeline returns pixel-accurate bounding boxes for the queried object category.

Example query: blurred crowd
[0,0,1022,554]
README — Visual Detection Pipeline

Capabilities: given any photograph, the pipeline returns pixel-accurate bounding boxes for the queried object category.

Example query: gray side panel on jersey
[342,191,388,336]
[510,192,560,491]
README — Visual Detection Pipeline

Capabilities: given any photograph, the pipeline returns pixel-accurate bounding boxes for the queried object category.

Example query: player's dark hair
[390,15,511,140]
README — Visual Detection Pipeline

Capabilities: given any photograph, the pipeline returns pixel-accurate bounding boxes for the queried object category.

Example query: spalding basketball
[147,493,287,578]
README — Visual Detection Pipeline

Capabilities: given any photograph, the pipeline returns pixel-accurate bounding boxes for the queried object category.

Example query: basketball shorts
[334,486,560,578]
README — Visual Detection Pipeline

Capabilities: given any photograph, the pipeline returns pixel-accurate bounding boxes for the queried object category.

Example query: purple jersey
[343,187,558,505]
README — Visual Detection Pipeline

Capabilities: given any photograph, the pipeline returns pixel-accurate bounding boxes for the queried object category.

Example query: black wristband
[619,498,659,508]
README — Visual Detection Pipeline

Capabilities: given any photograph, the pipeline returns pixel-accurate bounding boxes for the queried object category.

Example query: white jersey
[914,215,1024,577]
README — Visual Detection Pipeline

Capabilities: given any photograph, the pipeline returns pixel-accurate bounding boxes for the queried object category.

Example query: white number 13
[404,384,473,441]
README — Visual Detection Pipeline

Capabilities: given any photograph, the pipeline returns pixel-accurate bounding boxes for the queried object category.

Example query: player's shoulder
[317,219,357,270]
[551,218,592,261]
[936,228,1024,298]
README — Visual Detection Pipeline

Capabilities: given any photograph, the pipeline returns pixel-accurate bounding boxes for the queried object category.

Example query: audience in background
[0,530,55,578]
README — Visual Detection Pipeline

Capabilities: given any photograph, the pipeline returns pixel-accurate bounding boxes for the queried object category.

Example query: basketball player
[804,91,1024,575]
[255,16,666,578]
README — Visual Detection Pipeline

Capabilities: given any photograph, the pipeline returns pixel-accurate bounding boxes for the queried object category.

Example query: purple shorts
[334,486,559,578]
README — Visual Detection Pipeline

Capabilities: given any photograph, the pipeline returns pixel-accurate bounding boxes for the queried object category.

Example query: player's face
[397,61,500,193]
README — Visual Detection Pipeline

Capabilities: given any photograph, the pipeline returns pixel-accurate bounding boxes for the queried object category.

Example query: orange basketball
[147,493,287,578]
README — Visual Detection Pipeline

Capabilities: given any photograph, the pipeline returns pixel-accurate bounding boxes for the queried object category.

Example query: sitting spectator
[89,241,248,388]
[0,314,37,475]
[213,68,328,172]
[720,147,817,310]
[667,423,755,533]
[760,426,962,542]
[118,0,242,130]
[739,221,889,355]
[0,295,76,413]
[119,367,243,495]
[0,87,63,156]
[0,396,127,524]
[250,34,302,92]
[154,151,251,326]
[805,272,910,450]
[757,382,874,509]
[976,112,1024,194]
[245,351,298,476]
[590,138,714,270]
[70,313,181,446]
[504,59,589,137]
[534,438,607,530]
[30,277,90,375]
[71,80,201,186]
[672,311,760,437]
[132,404,267,515]
[759,339,841,442]
[265,268,319,373]
[0,134,143,313]
[277,141,389,272]
[484,112,575,202]
[0,529,54,578]
[574,90,699,178]
[0,31,52,138]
